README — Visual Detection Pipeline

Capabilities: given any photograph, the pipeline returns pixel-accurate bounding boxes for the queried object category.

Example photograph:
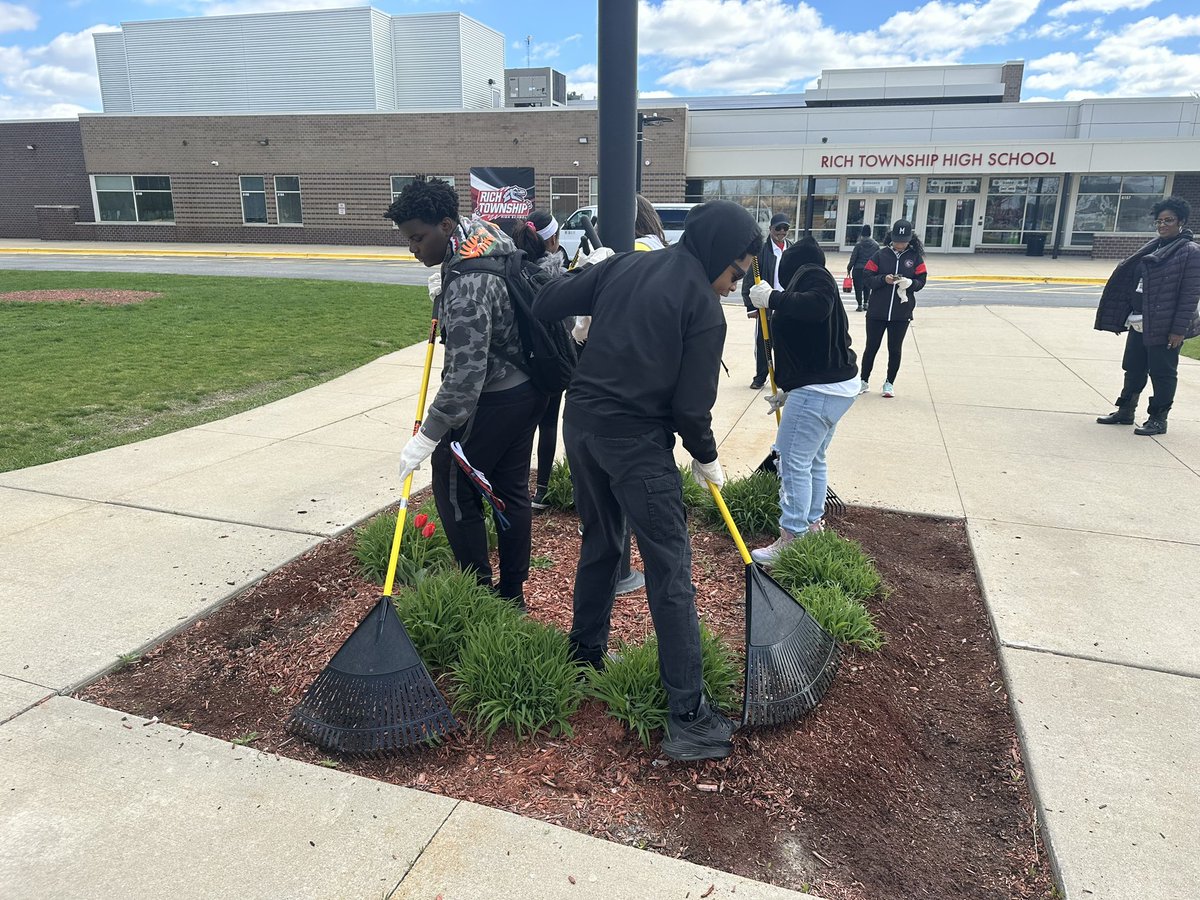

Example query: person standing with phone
[859,219,927,398]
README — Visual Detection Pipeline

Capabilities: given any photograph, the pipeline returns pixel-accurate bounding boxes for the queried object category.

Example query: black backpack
[442,252,578,394]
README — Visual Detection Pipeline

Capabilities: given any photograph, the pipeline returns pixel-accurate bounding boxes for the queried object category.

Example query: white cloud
[0,2,36,33]
[1026,14,1200,98]
[638,0,1039,94]
[1049,0,1157,18]
[511,33,582,64]
[0,24,112,118]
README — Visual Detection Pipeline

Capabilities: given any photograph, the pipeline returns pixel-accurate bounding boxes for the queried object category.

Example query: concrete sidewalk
[2,282,1197,897]
[0,236,1117,282]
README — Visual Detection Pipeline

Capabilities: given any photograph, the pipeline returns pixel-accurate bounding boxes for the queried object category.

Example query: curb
[0,247,417,262]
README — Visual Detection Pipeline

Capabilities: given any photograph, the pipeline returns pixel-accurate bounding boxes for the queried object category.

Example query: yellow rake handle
[708,482,752,566]
[751,258,781,425]
[383,315,439,598]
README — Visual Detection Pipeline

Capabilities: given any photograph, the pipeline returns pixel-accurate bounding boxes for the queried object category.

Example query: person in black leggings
[846,224,879,312]
[859,219,927,398]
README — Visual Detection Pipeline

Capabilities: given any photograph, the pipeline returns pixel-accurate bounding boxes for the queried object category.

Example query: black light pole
[597,0,636,252]
[636,112,674,193]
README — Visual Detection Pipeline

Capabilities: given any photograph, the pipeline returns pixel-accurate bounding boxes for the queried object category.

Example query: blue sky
[2,0,1198,118]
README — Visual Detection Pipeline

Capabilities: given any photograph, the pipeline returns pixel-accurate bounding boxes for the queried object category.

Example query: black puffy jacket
[1094,232,1200,347]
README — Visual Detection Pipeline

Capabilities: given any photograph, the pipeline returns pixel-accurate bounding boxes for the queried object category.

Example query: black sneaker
[662,696,736,761]
[749,378,766,390]
[531,484,549,510]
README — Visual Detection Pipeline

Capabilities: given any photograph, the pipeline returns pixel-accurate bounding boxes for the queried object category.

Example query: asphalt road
[0,253,1102,308]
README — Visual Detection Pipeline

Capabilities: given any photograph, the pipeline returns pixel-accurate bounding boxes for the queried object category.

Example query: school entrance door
[923,197,979,251]
[843,197,894,247]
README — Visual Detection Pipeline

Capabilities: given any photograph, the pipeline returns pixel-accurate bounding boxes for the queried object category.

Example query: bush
[585,625,742,747]
[452,616,583,741]
[769,529,883,602]
[679,465,709,510]
[394,569,517,670]
[542,457,575,511]
[790,582,883,652]
[699,470,781,537]
[352,501,454,587]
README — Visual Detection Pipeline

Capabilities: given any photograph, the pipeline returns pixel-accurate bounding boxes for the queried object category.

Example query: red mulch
[78,499,1055,900]
[0,289,161,305]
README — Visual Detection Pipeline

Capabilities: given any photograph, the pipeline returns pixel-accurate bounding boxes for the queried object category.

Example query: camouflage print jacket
[422,217,529,442]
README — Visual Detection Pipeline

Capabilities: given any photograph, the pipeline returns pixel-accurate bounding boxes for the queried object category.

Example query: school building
[2,6,1198,258]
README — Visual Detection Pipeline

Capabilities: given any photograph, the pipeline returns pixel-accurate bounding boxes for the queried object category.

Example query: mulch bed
[78,500,1055,900]
[0,289,162,305]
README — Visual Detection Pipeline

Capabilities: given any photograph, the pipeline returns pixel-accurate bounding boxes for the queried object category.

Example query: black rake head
[742,564,841,728]
[287,596,458,755]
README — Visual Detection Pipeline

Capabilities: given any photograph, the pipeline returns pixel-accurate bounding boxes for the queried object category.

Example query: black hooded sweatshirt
[762,236,858,390]
[532,200,760,463]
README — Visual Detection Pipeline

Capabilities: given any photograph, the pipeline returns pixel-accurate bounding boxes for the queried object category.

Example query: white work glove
[398,429,438,483]
[578,247,615,268]
[572,315,592,343]
[427,270,442,301]
[764,391,787,414]
[748,281,773,309]
[691,457,725,490]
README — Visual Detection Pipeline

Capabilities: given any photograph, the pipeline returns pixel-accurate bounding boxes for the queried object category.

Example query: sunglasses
[729,261,747,283]
[772,224,789,231]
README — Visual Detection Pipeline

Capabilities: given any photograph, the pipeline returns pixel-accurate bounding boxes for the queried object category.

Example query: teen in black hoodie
[746,236,859,566]
[533,199,762,762]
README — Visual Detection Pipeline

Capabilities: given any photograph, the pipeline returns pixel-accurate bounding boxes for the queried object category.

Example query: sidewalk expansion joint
[384,800,461,899]
[0,485,331,538]
[1001,640,1200,681]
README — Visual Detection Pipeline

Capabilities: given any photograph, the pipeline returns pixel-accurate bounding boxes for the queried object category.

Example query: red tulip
[413,513,428,528]
[422,522,437,538]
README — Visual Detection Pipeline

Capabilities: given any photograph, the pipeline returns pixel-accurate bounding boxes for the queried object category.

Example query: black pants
[564,422,702,716]
[860,318,911,384]
[753,314,769,382]
[852,268,869,307]
[431,381,547,600]
[534,389,564,488]
[1120,329,1180,413]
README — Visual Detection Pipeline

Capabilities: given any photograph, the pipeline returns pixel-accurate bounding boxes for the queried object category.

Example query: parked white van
[558,203,697,258]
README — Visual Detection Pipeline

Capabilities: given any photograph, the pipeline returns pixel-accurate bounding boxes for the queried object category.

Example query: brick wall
[70,108,688,245]
[1001,63,1024,102]
[0,121,93,238]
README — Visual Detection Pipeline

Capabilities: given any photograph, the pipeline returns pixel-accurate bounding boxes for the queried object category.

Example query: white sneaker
[808,519,826,533]
[750,528,798,567]
[882,382,895,398]
[859,380,869,395]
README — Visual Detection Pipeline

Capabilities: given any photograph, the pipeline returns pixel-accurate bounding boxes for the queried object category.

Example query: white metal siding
[458,17,504,111]
[393,14,463,110]
[370,9,395,112]
[93,32,132,113]
[121,8,379,113]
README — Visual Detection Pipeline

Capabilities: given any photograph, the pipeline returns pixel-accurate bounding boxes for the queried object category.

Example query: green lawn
[1183,340,1200,363]
[0,270,429,472]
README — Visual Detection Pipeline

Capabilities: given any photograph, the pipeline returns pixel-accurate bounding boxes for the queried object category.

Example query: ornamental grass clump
[585,626,741,747]
[394,569,517,670]
[698,470,781,536]
[452,616,583,742]
[352,501,453,586]
[790,582,883,652]
[770,529,884,602]
[542,457,575,511]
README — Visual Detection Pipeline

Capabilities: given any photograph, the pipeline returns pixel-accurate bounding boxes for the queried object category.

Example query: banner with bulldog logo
[470,167,535,220]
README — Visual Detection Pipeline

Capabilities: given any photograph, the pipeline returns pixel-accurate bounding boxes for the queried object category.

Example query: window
[588,176,599,206]
[1071,175,1167,246]
[809,177,839,243]
[550,176,579,221]
[982,176,1060,245]
[563,207,595,230]
[693,178,802,234]
[274,176,303,225]
[240,176,267,224]
[95,175,174,223]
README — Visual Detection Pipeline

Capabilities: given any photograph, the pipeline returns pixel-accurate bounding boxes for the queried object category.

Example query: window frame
[92,174,175,224]
[240,175,268,225]
[274,175,304,226]
[1066,173,1171,248]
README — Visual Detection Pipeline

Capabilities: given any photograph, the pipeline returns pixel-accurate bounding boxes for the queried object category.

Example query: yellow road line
[0,247,417,261]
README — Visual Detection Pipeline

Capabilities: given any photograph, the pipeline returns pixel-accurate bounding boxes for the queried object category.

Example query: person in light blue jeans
[745,236,858,565]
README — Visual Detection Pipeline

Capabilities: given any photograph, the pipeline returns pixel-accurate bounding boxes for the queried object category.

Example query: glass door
[843,197,895,248]
[922,197,978,251]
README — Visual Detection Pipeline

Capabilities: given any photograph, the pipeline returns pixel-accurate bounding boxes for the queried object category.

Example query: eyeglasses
[729,261,746,283]
[1154,217,1179,226]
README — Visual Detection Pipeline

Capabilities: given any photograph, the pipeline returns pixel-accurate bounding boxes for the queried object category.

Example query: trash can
[1025,234,1047,257]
